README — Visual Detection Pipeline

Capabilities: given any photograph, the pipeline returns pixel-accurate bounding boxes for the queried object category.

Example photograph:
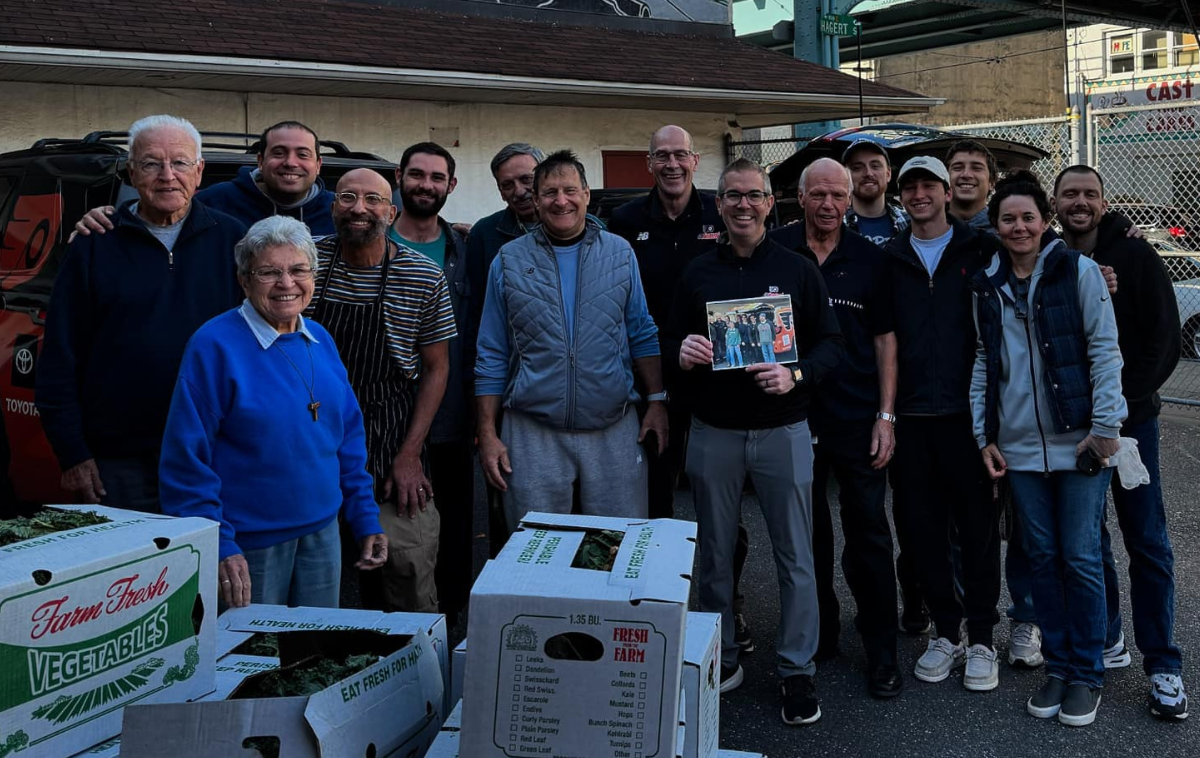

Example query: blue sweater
[36,199,245,469]
[159,305,382,560]
[196,166,336,237]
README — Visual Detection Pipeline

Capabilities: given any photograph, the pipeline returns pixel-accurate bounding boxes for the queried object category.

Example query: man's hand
[71,205,116,241]
[746,362,794,395]
[451,222,473,238]
[679,334,713,370]
[1126,225,1143,240]
[218,554,252,608]
[61,459,105,503]
[1076,433,1121,465]
[355,533,388,570]
[869,418,895,470]
[383,451,431,518]
[981,443,1008,480]
[639,402,669,455]
[479,433,512,491]
[1100,264,1118,295]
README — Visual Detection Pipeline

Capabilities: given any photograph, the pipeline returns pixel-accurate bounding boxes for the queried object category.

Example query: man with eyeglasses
[665,158,843,726]
[609,125,723,520]
[308,168,456,614]
[475,150,666,529]
[74,120,337,238]
[37,114,246,511]
[388,141,476,627]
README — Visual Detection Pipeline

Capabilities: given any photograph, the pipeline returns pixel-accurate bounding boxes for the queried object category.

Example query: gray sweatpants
[501,408,648,531]
[686,417,818,678]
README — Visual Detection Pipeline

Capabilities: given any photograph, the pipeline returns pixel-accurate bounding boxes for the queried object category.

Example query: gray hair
[799,158,853,194]
[718,158,771,195]
[490,143,544,178]
[128,115,203,159]
[234,216,318,275]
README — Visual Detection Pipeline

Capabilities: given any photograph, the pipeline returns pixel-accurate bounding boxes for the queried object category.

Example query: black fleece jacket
[664,236,844,429]
[1085,212,1181,429]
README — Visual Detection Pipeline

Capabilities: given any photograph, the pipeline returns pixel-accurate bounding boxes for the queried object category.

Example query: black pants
[890,414,1000,647]
[646,404,692,519]
[812,424,898,663]
[429,440,475,619]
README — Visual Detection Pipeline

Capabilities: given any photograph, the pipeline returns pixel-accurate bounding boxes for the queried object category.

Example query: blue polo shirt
[769,222,894,434]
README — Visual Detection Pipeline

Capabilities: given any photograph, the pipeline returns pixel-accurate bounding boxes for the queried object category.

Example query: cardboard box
[119,605,444,758]
[425,699,463,758]
[0,505,218,758]
[451,639,466,707]
[681,613,721,758]
[68,737,121,758]
[463,513,696,758]
[716,752,765,758]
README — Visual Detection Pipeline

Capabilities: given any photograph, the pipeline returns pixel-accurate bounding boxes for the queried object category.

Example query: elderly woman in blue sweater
[160,215,386,608]
[969,171,1126,728]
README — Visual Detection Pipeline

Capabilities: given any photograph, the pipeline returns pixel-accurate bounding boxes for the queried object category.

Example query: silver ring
[418,487,426,493]
[221,579,231,584]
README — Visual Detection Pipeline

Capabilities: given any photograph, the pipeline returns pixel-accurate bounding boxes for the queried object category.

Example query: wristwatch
[876,411,898,424]
[791,367,804,386]
[646,391,669,403]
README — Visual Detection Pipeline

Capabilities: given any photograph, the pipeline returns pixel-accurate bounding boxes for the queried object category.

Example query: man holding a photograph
[770,157,903,698]
[665,158,843,726]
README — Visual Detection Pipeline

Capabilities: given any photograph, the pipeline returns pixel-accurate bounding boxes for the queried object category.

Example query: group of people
[32,113,1186,731]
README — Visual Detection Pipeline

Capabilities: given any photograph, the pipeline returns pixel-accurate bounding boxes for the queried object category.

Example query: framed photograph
[705,295,797,371]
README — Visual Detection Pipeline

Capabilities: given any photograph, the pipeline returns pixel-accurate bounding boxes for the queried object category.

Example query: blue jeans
[725,344,742,367]
[243,518,341,607]
[1102,416,1183,676]
[97,454,160,513]
[1009,469,1111,689]
[760,340,775,363]
[1005,517,1037,624]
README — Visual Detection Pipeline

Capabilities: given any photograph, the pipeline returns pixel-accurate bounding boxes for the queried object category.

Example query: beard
[336,212,390,247]
[401,188,448,219]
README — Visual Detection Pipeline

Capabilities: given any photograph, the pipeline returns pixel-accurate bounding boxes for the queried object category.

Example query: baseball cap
[897,155,950,187]
[841,138,889,164]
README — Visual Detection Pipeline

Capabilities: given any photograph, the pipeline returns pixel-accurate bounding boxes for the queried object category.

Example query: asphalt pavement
[459,411,1200,757]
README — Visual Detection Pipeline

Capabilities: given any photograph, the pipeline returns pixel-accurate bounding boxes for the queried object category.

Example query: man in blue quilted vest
[474,150,668,529]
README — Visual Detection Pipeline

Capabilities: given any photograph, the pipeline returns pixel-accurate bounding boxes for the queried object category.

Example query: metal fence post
[1068,106,1081,166]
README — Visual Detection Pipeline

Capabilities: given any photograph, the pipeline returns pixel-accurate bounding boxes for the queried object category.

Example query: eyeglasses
[719,190,769,206]
[498,175,535,193]
[134,159,198,175]
[335,191,389,208]
[649,150,695,165]
[248,265,315,284]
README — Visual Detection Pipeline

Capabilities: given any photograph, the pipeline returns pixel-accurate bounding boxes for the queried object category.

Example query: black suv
[0,132,395,508]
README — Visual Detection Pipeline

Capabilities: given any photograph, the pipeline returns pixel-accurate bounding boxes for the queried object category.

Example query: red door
[602,151,654,188]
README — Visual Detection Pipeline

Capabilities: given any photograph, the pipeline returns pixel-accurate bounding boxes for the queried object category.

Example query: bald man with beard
[307,168,457,614]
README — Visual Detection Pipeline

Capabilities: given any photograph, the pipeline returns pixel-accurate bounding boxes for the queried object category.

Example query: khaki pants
[378,498,441,613]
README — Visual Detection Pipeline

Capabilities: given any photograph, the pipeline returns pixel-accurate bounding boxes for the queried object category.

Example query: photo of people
[706,295,797,370]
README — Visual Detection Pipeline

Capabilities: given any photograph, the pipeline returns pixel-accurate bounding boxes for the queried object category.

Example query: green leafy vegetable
[231,632,280,658]
[571,529,624,572]
[0,509,111,547]
[233,653,379,700]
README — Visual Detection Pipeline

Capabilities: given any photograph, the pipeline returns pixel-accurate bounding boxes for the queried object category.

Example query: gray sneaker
[1103,632,1132,669]
[1027,677,1068,719]
[914,637,966,683]
[1059,683,1101,727]
[963,644,1000,691]
[1008,622,1044,668]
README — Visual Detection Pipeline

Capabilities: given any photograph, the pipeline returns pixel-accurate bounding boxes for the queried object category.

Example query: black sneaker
[780,674,821,725]
[901,603,932,635]
[1026,677,1068,719]
[867,662,904,699]
[720,664,744,693]
[733,612,755,653]
[1058,683,1101,727]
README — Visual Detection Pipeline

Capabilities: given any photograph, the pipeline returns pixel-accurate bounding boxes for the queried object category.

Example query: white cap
[897,155,950,186]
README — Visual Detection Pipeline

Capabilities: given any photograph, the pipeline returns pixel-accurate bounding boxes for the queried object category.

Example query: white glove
[1111,436,1150,490]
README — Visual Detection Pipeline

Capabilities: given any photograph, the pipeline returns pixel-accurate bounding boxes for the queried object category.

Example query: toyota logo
[14,347,33,375]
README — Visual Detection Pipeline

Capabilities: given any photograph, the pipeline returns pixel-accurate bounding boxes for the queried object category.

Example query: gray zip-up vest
[499,221,638,430]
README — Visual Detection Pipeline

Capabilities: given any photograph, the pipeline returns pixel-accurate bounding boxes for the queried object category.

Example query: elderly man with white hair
[36,114,246,511]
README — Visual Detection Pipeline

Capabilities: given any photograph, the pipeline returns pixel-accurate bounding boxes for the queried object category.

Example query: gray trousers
[501,408,648,531]
[687,418,818,678]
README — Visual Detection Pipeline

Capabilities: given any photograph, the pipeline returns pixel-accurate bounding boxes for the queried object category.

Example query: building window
[1143,31,1169,70]
[1175,33,1199,67]
[1109,33,1135,74]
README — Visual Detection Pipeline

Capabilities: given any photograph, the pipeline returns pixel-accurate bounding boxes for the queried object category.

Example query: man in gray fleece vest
[474,150,668,531]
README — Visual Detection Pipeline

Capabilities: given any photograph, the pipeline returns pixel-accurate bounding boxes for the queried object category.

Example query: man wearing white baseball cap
[882,155,1006,692]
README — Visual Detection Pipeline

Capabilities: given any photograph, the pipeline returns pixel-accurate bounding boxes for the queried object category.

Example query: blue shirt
[852,213,896,247]
[910,226,954,275]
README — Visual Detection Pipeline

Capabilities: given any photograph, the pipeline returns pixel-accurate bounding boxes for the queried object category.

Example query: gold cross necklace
[273,339,321,421]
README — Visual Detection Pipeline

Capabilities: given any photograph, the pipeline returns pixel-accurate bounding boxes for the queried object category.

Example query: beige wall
[0,81,735,222]
[874,30,1066,125]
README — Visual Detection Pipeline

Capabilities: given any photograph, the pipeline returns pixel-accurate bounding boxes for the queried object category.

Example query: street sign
[820,13,857,37]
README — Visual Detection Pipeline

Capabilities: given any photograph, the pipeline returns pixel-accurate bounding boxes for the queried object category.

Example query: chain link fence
[940,114,1078,189]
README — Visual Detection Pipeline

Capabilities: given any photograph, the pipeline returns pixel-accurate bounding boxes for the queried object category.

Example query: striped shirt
[308,238,456,380]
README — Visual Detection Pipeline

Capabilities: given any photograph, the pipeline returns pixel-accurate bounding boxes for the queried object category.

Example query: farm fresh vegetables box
[0,505,217,758]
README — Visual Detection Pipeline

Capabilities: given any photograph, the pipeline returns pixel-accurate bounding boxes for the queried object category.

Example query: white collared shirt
[238,299,320,349]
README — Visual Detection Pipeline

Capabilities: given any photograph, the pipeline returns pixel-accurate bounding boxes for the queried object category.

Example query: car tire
[1184,315,1200,360]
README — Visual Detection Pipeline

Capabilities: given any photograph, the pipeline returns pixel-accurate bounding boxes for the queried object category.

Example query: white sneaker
[1149,673,1189,720]
[1103,632,1132,669]
[963,644,1000,691]
[914,637,966,683]
[1008,622,1044,668]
